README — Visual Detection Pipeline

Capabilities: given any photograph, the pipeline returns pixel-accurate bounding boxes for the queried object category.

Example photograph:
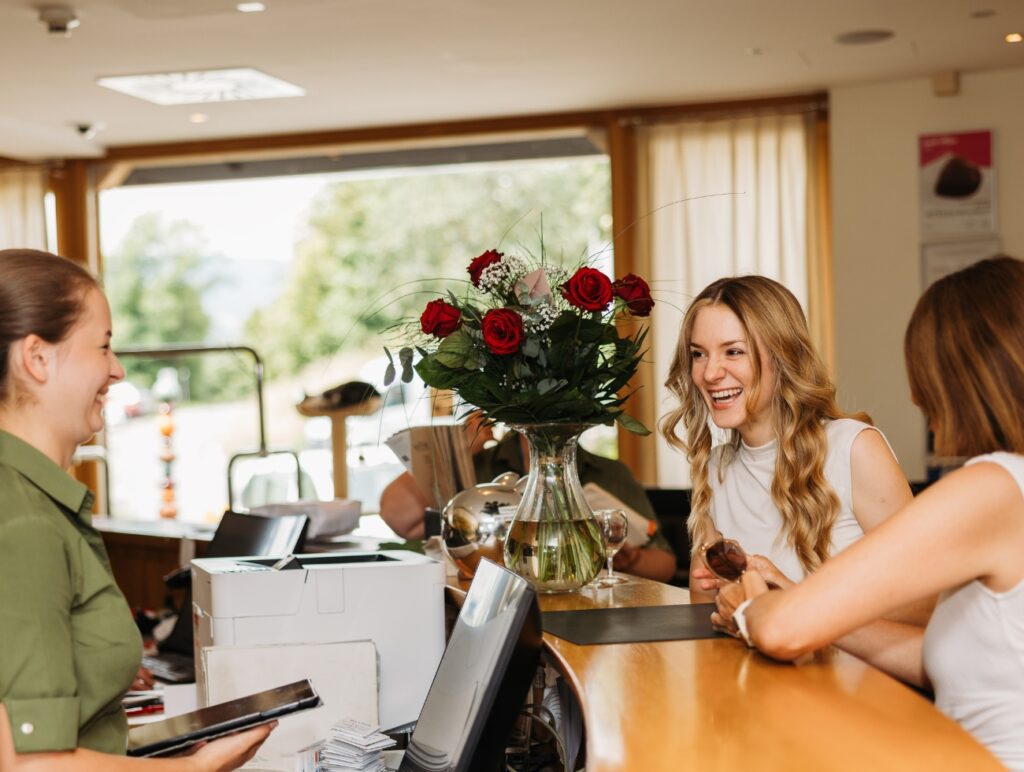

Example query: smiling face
[49,288,125,448]
[688,303,776,446]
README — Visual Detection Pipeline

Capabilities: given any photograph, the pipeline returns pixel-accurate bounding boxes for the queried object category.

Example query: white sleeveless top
[922,452,1024,771]
[708,418,885,582]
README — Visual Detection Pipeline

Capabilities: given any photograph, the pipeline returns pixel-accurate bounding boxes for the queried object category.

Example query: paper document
[201,640,378,762]
[386,424,476,509]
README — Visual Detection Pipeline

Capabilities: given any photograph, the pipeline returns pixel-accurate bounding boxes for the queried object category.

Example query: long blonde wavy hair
[659,275,860,574]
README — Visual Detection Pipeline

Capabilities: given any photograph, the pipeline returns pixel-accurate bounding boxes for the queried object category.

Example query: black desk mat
[541,603,727,645]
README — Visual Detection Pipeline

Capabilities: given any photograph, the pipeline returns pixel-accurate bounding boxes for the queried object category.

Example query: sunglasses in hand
[700,538,786,591]
[699,538,748,583]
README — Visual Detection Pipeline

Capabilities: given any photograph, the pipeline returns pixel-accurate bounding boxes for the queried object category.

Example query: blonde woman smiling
[660,275,912,599]
[716,256,1024,770]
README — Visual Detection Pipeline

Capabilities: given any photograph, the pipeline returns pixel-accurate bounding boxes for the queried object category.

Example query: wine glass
[593,508,629,586]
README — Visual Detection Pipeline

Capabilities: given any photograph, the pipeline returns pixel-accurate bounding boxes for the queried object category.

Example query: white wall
[830,66,1024,480]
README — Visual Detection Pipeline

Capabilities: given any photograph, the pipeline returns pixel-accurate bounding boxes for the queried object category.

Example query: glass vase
[502,423,605,593]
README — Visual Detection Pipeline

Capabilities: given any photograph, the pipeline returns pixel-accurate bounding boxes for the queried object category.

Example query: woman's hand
[185,723,276,772]
[691,561,724,596]
[130,666,155,691]
[745,554,795,590]
[712,567,774,636]
[710,581,747,635]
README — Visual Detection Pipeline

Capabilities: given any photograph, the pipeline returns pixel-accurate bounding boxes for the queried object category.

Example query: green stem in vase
[504,423,604,592]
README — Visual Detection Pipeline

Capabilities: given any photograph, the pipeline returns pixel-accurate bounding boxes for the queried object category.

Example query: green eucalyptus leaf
[616,413,651,436]
[384,362,396,386]
[398,347,415,383]
[511,359,532,379]
[521,337,541,358]
[537,378,559,395]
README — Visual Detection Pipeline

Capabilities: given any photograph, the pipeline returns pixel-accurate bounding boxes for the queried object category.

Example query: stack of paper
[301,718,396,772]
[251,498,361,539]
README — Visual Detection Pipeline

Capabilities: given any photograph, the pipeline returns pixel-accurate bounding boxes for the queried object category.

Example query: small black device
[127,679,321,757]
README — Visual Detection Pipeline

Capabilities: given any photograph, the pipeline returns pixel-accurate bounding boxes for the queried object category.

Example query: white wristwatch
[733,598,754,647]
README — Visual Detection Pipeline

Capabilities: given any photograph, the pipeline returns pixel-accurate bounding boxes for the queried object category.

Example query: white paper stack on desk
[305,718,396,771]
[251,499,361,540]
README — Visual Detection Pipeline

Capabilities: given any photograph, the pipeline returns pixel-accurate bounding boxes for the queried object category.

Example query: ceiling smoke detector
[38,5,79,36]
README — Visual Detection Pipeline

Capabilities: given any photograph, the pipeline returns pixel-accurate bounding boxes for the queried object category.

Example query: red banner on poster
[919,130,992,167]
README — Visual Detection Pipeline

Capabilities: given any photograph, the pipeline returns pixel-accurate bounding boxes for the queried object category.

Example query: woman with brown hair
[0,249,272,770]
[715,256,1024,770]
[660,275,912,598]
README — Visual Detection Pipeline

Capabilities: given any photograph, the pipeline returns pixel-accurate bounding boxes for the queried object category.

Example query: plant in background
[384,247,654,434]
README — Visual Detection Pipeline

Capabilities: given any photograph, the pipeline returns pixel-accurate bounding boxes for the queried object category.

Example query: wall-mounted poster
[919,130,995,239]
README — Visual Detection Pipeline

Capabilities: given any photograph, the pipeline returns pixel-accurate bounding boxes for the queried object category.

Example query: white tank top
[708,418,886,582]
[922,452,1024,771]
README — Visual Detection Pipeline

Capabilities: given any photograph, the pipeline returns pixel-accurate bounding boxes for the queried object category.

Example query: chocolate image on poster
[919,130,995,239]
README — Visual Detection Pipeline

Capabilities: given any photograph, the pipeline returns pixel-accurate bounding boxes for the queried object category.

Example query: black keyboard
[141,653,195,684]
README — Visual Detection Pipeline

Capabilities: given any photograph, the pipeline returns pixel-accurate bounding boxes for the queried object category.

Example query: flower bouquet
[385,246,654,592]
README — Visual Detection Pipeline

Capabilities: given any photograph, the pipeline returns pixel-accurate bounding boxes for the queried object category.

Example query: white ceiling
[2,0,1023,161]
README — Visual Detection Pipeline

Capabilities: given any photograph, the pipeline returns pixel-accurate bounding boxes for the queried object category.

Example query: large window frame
[52,92,829,497]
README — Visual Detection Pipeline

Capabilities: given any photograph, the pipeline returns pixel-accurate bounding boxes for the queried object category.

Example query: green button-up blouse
[0,431,141,754]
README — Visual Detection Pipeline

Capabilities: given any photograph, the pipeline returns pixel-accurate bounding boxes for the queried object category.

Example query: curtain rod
[621,94,828,128]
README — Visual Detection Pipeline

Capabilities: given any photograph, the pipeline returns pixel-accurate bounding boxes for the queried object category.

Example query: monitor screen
[400,559,542,772]
[207,510,309,559]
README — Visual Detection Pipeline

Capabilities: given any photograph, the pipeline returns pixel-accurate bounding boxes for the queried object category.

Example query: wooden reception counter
[538,579,1000,772]
[96,516,999,770]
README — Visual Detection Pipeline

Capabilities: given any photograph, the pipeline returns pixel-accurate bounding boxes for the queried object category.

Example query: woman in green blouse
[0,249,272,770]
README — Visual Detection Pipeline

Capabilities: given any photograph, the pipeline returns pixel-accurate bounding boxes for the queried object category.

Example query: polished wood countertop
[538,579,1000,772]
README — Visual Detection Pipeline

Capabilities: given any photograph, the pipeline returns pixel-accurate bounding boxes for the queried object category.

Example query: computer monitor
[159,511,309,657]
[400,559,542,772]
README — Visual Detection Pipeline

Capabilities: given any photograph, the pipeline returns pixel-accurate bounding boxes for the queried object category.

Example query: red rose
[467,249,503,288]
[613,273,654,317]
[560,267,613,312]
[481,308,523,355]
[420,299,461,338]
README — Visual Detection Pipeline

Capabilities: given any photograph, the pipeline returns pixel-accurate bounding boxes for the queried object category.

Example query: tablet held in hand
[127,679,321,757]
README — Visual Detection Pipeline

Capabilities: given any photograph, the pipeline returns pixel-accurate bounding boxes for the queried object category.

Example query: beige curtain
[636,111,817,486]
[0,166,48,249]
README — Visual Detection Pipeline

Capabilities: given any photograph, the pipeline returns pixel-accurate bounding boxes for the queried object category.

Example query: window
[99,151,613,520]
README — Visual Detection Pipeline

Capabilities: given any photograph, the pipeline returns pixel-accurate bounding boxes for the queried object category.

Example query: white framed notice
[921,238,1001,289]
[919,130,996,239]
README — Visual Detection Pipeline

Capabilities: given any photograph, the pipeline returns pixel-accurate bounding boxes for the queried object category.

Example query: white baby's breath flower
[544,265,570,287]
[479,253,529,295]
[523,300,559,334]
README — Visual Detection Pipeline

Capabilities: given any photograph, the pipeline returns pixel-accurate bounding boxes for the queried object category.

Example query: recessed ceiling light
[1006,32,1023,43]
[189,113,208,124]
[97,67,303,105]
[834,29,895,45]
[236,2,266,12]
